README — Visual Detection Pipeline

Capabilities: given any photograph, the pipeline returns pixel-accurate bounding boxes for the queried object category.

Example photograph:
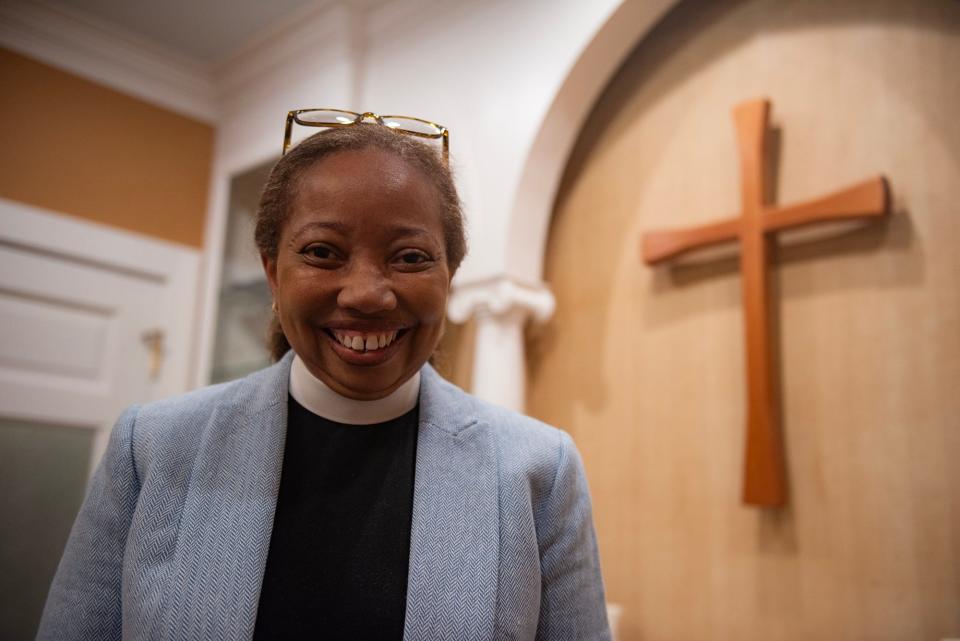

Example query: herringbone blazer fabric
[38,352,611,640]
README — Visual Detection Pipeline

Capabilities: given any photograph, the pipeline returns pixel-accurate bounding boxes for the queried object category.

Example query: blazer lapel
[162,353,292,641]
[403,365,500,641]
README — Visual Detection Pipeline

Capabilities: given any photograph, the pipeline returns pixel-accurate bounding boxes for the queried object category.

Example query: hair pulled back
[254,124,467,361]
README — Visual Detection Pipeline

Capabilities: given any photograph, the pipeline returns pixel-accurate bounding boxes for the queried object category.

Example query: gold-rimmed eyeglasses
[283,108,449,162]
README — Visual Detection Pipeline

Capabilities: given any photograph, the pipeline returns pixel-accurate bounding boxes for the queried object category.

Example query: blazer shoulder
[128,359,289,478]
[424,365,568,448]
[475,394,569,451]
[427,370,575,491]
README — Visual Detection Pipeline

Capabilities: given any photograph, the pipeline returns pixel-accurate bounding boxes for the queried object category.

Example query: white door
[0,197,200,640]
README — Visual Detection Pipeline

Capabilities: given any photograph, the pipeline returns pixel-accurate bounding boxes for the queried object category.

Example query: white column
[447,276,555,412]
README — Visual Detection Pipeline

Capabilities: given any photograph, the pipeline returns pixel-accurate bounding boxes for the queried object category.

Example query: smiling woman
[38,123,611,641]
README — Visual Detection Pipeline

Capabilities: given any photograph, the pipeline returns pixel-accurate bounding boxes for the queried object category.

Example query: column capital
[447,275,556,324]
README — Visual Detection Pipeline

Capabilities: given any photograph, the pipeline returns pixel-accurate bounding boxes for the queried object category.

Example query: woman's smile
[321,326,411,366]
[326,328,404,353]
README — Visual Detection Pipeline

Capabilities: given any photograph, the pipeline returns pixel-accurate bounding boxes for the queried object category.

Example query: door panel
[0,236,161,431]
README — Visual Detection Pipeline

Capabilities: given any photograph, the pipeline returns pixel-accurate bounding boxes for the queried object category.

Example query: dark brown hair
[254,124,467,361]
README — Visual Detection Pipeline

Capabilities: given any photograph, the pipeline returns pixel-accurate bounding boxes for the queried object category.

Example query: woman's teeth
[331,330,399,352]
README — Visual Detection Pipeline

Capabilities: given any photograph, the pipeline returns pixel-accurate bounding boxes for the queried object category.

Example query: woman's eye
[300,245,342,267]
[302,245,339,261]
[396,251,431,266]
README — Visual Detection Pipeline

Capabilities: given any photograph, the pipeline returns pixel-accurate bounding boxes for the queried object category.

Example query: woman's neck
[288,353,420,425]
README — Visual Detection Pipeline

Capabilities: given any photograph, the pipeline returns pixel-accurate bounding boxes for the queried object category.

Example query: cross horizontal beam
[641,177,889,265]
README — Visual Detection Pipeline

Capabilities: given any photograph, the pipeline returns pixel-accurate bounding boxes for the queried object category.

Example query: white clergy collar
[288,353,420,425]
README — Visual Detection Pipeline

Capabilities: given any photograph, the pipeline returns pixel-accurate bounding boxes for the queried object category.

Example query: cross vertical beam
[735,100,785,506]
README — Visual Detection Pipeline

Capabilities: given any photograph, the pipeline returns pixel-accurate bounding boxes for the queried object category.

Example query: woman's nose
[336,263,397,313]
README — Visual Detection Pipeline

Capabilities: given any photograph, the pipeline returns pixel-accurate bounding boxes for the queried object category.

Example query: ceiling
[48,0,333,63]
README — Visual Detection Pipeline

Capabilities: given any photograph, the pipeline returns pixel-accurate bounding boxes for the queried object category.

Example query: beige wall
[0,48,213,248]
[526,0,960,639]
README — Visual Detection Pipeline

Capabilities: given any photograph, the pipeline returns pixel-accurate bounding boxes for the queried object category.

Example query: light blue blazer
[38,351,610,640]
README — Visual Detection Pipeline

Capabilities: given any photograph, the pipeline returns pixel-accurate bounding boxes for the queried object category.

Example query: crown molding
[366,0,440,36]
[0,0,217,123]
[213,0,350,94]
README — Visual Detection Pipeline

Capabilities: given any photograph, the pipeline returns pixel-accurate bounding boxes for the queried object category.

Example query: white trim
[0,0,217,123]
[0,197,202,399]
[194,163,232,388]
[447,275,556,325]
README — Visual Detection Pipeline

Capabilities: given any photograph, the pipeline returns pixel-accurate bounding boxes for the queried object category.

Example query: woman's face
[262,148,452,400]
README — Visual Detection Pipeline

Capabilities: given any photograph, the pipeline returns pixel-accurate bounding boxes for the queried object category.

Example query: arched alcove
[503,0,676,285]
[527,0,960,639]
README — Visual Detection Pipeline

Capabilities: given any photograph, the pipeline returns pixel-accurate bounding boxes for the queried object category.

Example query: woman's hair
[254,124,467,361]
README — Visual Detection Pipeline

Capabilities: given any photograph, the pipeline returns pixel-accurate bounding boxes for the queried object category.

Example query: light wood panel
[0,48,213,248]
[526,0,960,639]
[433,318,474,391]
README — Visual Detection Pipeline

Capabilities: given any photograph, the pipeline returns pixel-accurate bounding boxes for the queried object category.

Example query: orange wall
[0,48,214,248]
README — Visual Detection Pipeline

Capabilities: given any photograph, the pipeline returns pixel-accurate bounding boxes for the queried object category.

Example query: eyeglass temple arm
[442,130,449,166]
[283,112,296,155]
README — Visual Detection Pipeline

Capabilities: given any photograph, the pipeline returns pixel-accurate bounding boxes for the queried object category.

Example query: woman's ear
[446,262,457,287]
[261,252,278,298]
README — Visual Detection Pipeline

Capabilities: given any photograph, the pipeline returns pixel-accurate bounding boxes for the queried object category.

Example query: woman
[38,121,610,640]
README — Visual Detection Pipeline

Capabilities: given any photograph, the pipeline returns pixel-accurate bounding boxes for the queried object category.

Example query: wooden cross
[641,98,890,507]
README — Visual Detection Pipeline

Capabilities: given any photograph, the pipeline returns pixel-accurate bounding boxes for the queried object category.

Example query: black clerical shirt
[252,395,418,641]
